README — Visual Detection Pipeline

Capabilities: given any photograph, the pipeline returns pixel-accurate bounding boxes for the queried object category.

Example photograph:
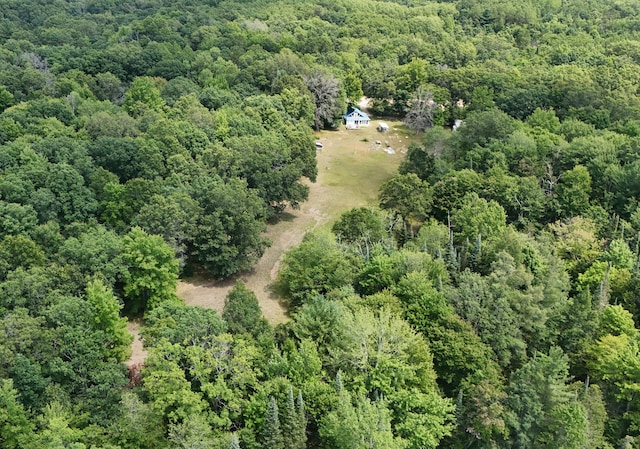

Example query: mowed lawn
[177,119,420,323]
[313,121,413,223]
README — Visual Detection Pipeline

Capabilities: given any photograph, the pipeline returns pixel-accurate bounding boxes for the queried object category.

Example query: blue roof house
[344,107,371,129]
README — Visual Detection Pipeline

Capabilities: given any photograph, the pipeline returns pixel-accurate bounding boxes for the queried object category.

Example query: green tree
[0,379,34,449]
[332,207,388,259]
[280,386,306,449]
[0,86,15,112]
[58,225,124,287]
[230,433,240,449]
[379,173,432,224]
[319,390,407,449]
[450,193,507,244]
[30,402,87,449]
[394,272,498,394]
[331,307,454,448]
[453,109,520,155]
[133,192,201,268]
[278,230,358,309]
[86,278,133,361]
[430,169,483,221]
[143,301,226,347]
[399,142,438,182]
[112,391,167,449]
[291,298,349,358]
[0,201,38,239]
[554,165,591,219]
[262,396,284,449]
[123,76,165,117]
[588,317,640,424]
[222,133,311,217]
[296,390,307,449]
[122,227,180,315]
[549,217,602,280]
[0,234,45,278]
[190,178,268,278]
[44,163,98,225]
[343,71,364,105]
[506,347,587,449]
[142,340,207,423]
[168,414,218,449]
[222,281,270,338]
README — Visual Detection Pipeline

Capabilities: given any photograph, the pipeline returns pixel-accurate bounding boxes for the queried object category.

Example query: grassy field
[177,119,419,323]
[312,121,413,224]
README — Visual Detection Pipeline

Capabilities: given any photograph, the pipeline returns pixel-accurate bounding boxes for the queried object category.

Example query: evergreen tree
[222,280,270,338]
[296,390,307,449]
[468,233,482,271]
[230,433,240,449]
[263,396,284,449]
[280,388,309,449]
[445,230,459,273]
[280,385,298,449]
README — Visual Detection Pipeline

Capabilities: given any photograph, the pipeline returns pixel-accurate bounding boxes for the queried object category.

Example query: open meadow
[177,119,419,322]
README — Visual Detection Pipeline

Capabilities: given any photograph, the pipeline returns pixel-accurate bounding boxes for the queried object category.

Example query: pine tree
[230,433,240,449]
[445,230,459,273]
[281,386,297,449]
[262,396,284,449]
[296,390,307,449]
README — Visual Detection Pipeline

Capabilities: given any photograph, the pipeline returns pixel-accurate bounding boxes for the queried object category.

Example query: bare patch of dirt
[126,320,147,367]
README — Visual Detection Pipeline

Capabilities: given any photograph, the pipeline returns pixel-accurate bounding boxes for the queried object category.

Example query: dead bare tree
[404,86,438,132]
[304,72,341,131]
[21,52,54,90]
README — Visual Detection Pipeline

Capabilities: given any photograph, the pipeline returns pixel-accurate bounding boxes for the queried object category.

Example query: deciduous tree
[122,227,180,315]
[304,72,343,131]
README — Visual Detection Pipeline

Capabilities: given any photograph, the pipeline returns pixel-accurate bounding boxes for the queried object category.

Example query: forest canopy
[2,0,640,448]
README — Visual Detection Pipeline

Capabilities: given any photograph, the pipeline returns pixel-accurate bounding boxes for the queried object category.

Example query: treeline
[279,107,640,447]
[2,0,640,448]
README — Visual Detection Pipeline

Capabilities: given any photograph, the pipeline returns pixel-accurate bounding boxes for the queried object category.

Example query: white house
[344,107,371,129]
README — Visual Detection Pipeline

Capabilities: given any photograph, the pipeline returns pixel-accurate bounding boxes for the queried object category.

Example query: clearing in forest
[177,119,417,323]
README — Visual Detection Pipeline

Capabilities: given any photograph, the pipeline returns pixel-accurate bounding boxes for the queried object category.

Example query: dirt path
[125,118,413,366]
[176,182,327,324]
[177,121,412,323]
[126,120,413,366]
[126,320,147,367]
[176,205,320,324]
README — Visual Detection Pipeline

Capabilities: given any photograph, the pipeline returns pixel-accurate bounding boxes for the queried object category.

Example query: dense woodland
[2,0,640,448]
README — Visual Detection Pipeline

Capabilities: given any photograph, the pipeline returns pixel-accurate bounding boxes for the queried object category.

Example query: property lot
[177,120,417,322]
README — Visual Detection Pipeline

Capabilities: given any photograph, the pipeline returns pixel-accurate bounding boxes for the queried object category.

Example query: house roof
[344,107,370,121]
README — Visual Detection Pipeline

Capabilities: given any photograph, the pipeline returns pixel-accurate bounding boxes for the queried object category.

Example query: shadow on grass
[180,272,238,289]
[267,210,298,225]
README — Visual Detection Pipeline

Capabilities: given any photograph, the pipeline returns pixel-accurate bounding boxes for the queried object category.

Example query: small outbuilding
[344,107,371,129]
[377,122,389,132]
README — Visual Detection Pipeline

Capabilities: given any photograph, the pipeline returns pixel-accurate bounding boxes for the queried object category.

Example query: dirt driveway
[177,121,412,323]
